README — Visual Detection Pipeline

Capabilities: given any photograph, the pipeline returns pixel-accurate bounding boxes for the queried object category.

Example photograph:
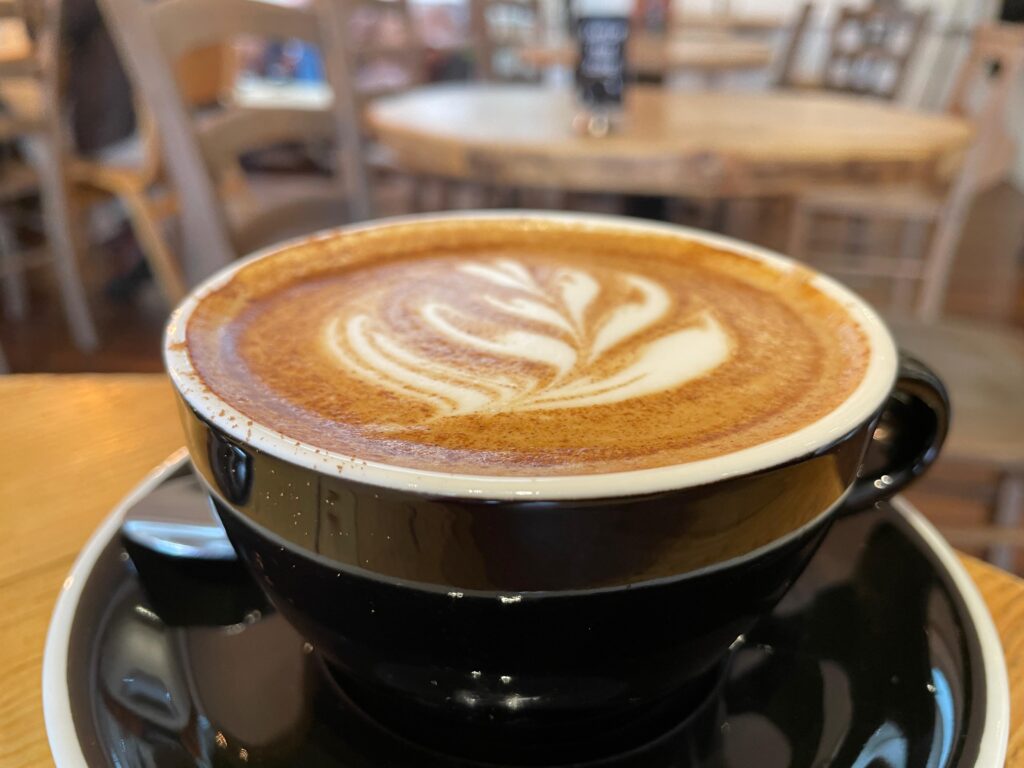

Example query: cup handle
[841,354,950,514]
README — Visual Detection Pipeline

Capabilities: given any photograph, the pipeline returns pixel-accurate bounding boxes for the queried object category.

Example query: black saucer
[43,454,1009,767]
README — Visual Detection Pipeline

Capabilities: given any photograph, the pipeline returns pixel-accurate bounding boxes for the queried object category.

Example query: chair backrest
[340,0,428,109]
[98,0,370,285]
[471,0,542,81]
[821,2,930,100]
[918,22,1024,320]
[944,22,1024,191]
[774,2,813,88]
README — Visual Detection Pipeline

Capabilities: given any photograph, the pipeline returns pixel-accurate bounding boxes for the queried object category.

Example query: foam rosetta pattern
[182,219,871,475]
[324,259,732,418]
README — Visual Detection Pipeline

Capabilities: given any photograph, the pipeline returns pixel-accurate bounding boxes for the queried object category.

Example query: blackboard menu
[574,0,631,111]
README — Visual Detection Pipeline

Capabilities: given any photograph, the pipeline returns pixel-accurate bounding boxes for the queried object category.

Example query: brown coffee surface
[185,219,870,475]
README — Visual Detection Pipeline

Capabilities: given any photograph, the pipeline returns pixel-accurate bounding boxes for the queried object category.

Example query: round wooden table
[671,12,784,32]
[366,84,973,198]
[4,375,1023,765]
[518,32,775,79]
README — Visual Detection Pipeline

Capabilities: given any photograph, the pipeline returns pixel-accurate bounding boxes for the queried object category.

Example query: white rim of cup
[164,211,898,501]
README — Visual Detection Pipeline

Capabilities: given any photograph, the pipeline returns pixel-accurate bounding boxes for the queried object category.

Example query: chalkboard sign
[1001,0,1024,21]
[574,6,630,111]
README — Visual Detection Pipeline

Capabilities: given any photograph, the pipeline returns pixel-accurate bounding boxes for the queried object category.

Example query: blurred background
[0,0,1021,569]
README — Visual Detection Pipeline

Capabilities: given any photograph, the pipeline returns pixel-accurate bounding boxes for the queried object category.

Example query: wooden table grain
[670,12,784,32]
[366,85,973,198]
[1,374,1021,766]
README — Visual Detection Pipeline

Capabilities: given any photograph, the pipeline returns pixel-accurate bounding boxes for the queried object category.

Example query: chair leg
[0,337,9,373]
[722,198,758,241]
[917,202,969,323]
[0,211,28,320]
[786,198,811,262]
[409,174,428,213]
[435,177,452,211]
[693,199,719,231]
[889,220,928,318]
[409,175,451,213]
[123,191,188,305]
[541,189,568,210]
[846,216,870,257]
[989,472,1024,572]
[25,138,98,351]
[482,182,512,209]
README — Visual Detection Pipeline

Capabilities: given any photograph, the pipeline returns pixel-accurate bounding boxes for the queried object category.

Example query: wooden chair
[774,3,813,88]
[341,0,428,112]
[903,27,1024,568]
[788,24,1024,570]
[471,0,542,82]
[67,46,236,307]
[818,2,930,100]
[788,23,1024,321]
[332,0,449,215]
[67,103,187,305]
[0,0,98,352]
[98,0,370,285]
[892,318,1024,570]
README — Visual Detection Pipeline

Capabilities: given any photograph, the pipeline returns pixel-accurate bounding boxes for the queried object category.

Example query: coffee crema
[185,219,870,476]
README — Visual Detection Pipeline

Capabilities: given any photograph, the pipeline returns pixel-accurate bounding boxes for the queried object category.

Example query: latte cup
[164,213,948,762]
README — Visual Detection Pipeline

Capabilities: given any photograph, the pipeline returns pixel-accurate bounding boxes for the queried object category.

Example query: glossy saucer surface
[44,456,1008,767]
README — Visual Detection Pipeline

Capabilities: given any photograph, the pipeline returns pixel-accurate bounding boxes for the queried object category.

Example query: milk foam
[322,259,733,417]
[179,216,878,480]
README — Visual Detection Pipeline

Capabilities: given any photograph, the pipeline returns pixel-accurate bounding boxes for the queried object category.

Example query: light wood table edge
[364,86,973,198]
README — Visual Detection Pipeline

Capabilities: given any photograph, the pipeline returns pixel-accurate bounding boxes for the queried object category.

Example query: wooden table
[2,374,1023,766]
[365,84,973,198]
[671,12,784,32]
[518,32,775,80]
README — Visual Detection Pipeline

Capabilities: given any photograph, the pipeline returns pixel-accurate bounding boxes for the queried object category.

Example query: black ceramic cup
[164,213,949,763]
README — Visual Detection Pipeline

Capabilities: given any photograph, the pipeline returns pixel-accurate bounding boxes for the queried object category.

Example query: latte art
[184,219,871,475]
[324,260,732,417]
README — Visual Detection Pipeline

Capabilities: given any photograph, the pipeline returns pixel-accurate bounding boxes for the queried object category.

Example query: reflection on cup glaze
[324,259,733,418]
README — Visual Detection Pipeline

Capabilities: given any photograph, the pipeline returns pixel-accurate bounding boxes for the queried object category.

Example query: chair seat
[233,79,333,111]
[889,317,1024,469]
[68,134,153,195]
[799,184,945,221]
[228,172,352,256]
[86,133,148,171]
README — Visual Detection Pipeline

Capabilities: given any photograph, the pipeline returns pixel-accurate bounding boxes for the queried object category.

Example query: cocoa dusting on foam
[186,220,870,475]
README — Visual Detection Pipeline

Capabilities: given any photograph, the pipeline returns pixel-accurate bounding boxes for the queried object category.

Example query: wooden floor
[2,182,1023,569]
